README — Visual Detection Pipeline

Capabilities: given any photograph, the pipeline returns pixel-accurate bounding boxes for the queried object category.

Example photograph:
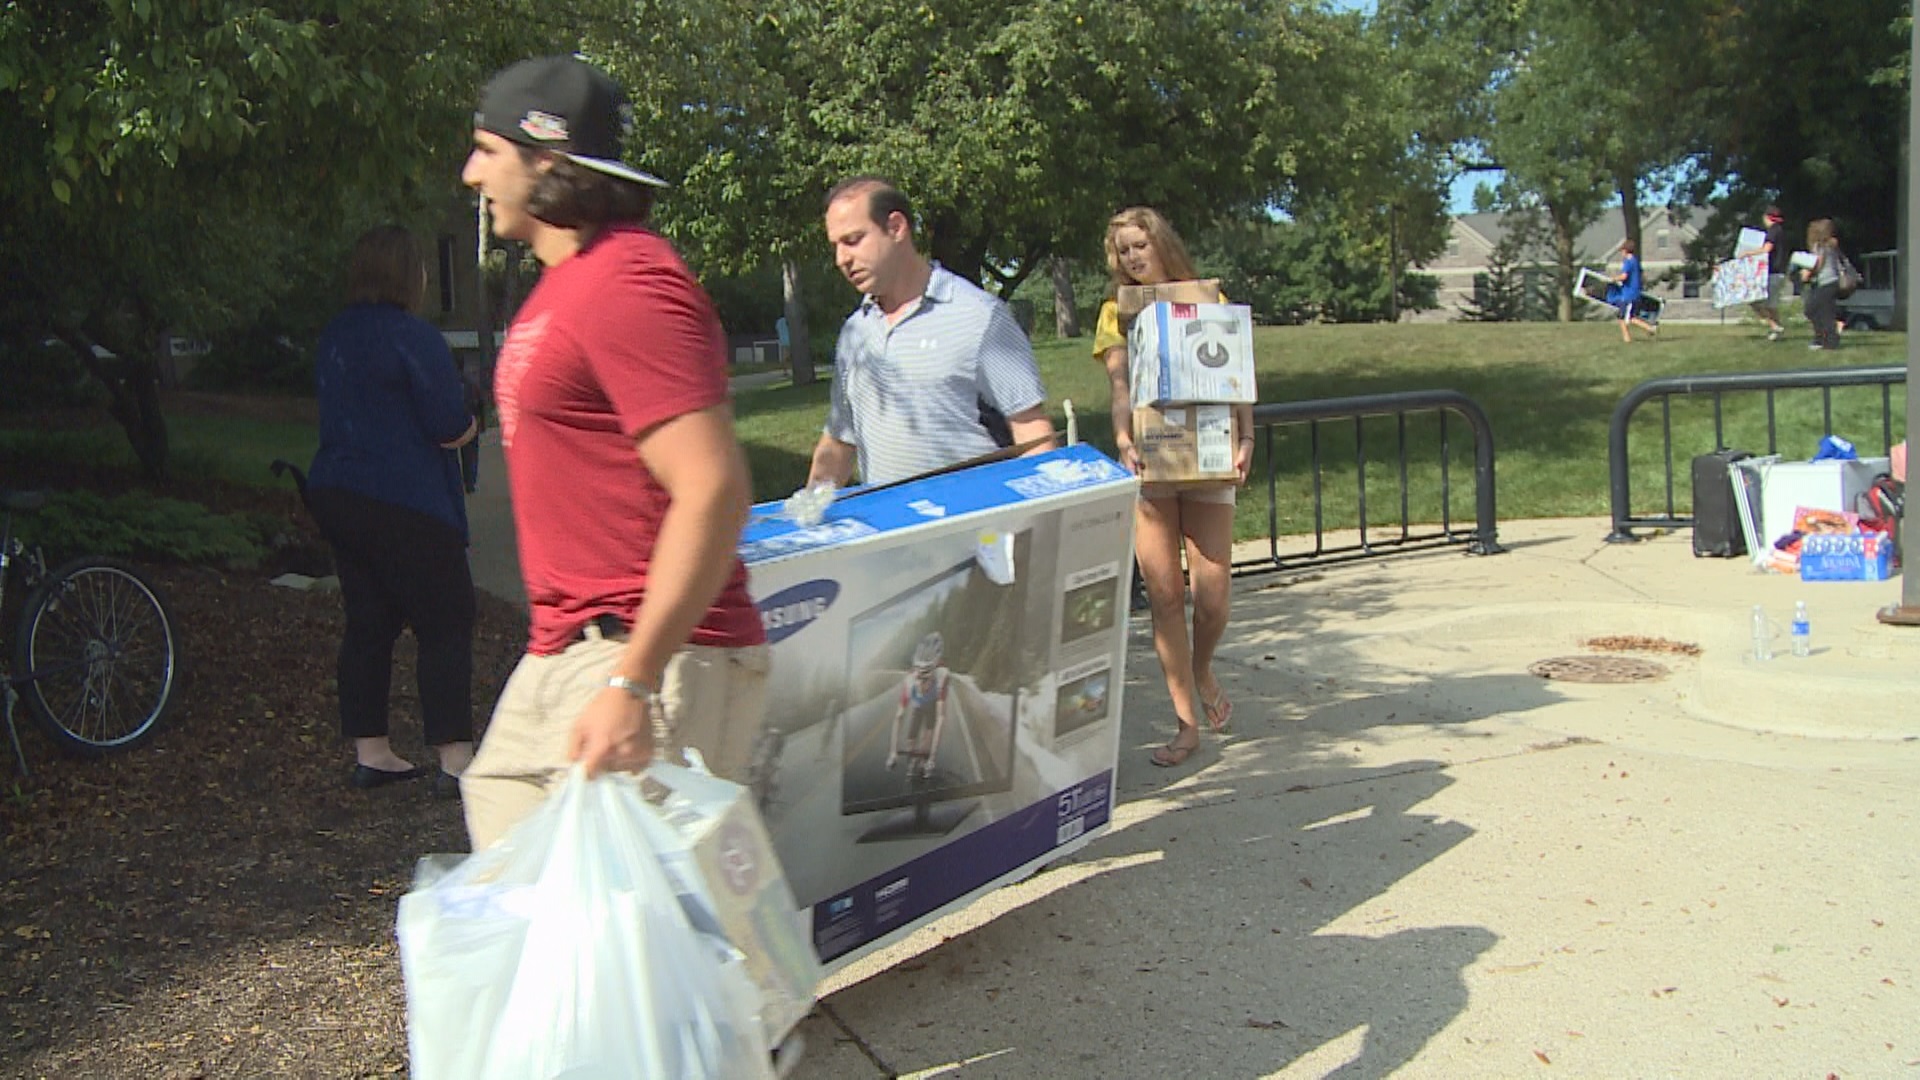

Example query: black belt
[573,613,629,643]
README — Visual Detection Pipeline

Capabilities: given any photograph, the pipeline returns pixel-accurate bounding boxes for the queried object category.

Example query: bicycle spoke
[22,562,177,752]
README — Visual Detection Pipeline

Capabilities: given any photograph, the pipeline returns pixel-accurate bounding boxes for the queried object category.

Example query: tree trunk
[1618,180,1642,262]
[504,243,527,324]
[475,197,498,373]
[782,258,814,385]
[1387,204,1401,324]
[1551,201,1577,323]
[64,329,170,480]
[1050,256,1081,338]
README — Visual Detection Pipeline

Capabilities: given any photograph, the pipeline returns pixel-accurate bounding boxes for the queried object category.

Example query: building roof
[1448,205,1707,265]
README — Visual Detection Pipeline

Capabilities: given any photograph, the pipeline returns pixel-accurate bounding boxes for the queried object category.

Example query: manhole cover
[1529,656,1670,683]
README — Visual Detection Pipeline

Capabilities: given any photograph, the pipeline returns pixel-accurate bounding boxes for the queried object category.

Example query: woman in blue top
[307,226,477,792]
[1609,238,1658,343]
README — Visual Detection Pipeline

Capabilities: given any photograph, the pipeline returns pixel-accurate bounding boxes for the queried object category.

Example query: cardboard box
[738,445,1137,972]
[1750,457,1889,549]
[1133,402,1239,483]
[645,766,820,1048]
[1116,278,1221,318]
[1800,532,1896,581]
[1126,301,1257,406]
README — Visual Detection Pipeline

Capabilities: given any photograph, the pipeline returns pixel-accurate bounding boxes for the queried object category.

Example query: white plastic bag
[397,766,773,1080]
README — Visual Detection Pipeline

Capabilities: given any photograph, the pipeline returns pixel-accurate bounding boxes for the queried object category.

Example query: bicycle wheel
[13,557,180,756]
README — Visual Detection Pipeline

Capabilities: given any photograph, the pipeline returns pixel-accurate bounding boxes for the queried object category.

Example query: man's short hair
[826,176,913,232]
[345,225,426,310]
[520,146,656,230]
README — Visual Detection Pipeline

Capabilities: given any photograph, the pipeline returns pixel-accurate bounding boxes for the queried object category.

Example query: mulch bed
[0,561,528,1078]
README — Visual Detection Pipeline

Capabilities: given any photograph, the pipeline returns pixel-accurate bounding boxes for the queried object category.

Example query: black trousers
[307,487,475,746]
[1805,283,1841,349]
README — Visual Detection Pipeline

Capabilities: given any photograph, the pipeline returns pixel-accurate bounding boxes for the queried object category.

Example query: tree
[1673,1,1909,254]
[1456,230,1549,322]
[1481,10,1615,322]
[600,1,1366,299]
[1191,212,1439,325]
[0,1,584,477]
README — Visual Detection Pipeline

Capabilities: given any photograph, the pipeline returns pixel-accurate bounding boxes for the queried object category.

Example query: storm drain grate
[1529,655,1671,683]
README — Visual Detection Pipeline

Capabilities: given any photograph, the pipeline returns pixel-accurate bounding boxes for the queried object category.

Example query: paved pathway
[462,430,1920,1077]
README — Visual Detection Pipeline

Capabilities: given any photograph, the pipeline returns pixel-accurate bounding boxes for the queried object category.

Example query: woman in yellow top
[1094,207,1255,768]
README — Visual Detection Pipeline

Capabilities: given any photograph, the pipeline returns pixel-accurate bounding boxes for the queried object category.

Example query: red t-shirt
[494,224,763,655]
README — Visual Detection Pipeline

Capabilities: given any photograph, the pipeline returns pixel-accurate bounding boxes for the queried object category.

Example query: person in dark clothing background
[307,225,478,793]
[1749,205,1789,341]
[1798,217,1843,351]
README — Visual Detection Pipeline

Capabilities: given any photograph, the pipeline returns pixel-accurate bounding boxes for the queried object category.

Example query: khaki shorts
[1139,481,1237,505]
[461,630,771,851]
[1752,273,1788,310]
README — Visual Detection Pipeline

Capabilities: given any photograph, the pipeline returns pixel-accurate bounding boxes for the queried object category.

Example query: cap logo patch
[519,110,569,143]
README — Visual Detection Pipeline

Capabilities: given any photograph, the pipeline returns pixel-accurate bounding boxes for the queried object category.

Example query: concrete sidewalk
[463,450,1920,1077]
[782,520,1920,1079]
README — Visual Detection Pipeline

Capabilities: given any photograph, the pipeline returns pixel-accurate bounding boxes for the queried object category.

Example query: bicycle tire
[12,557,180,756]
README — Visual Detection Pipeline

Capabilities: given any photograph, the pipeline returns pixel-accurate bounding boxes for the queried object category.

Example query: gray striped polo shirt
[825,265,1047,486]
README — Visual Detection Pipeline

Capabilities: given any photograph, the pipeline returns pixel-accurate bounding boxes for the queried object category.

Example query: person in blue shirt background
[306,225,478,793]
[1607,238,1659,343]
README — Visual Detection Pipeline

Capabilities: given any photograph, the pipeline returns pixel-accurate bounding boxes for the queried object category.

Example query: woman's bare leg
[1135,496,1200,753]
[1183,501,1235,715]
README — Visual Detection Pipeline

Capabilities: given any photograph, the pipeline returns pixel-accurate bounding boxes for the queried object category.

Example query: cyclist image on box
[887,632,951,780]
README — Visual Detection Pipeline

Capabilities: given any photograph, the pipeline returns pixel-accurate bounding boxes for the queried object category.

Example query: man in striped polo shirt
[809,177,1054,487]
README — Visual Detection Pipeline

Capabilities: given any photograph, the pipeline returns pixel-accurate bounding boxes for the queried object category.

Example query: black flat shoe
[351,763,427,789]
[429,770,462,801]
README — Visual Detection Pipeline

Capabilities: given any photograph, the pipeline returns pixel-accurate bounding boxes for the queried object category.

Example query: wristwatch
[606,675,663,709]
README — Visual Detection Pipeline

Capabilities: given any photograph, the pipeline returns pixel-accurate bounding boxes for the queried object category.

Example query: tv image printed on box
[1052,654,1113,746]
[738,445,1138,970]
[1059,563,1120,647]
[837,530,1033,843]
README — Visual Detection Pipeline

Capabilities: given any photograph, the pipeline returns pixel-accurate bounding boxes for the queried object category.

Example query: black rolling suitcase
[1692,449,1752,557]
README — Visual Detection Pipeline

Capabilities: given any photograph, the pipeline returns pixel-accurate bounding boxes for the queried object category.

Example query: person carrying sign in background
[1093,207,1254,769]
[1608,238,1659,343]
[1750,205,1789,341]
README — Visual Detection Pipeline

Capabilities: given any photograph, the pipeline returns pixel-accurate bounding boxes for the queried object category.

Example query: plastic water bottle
[1751,605,1772,662]
[1791,601,1811,657]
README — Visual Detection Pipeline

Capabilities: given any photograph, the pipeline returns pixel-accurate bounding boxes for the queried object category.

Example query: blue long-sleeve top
[308,304,471,539]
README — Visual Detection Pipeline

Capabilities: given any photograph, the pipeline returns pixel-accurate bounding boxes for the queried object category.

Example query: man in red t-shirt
[457,56,767,851]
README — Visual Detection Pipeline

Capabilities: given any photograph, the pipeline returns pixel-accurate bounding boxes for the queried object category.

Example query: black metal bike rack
[1604,365,1906,542]
[1233,389,1504,577]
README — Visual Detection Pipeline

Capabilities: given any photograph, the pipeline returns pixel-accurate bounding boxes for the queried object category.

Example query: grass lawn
[734,320,1911,541]
[0,397,322,492]
[5,322,1907,542]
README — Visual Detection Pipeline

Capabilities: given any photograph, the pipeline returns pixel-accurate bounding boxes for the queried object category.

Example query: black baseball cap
[475,56,668,189]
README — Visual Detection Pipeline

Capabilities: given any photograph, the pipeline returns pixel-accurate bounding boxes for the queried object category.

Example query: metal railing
[1604,365,1907,542]
[1233,389,1504,577]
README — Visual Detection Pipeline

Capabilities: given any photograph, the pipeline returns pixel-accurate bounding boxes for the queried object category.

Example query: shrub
[15,491,266,568]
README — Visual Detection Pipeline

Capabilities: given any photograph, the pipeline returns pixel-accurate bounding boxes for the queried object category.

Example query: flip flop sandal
[1203,689,1233,733]
[1150,733,1199,767]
